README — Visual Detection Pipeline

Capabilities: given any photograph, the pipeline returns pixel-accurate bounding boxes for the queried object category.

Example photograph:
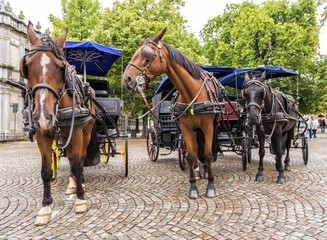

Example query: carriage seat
[87,79,109,98]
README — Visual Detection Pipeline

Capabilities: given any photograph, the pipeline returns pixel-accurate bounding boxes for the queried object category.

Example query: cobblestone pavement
[0,132,326,240]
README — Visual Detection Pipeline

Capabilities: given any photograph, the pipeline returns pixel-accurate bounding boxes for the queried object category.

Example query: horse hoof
[189,189,199,199]
[66,177,77,195]
[285,165,291,171]
[277,177,286,184]
[255,175,263,182]
[75,198,87,213]
[205,189,216,198]
[35,204,53,226]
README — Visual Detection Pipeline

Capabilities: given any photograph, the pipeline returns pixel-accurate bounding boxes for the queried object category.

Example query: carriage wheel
[302,137,308,165]
[51,141,60,181]
[247,145,252,164]
[178,135,187,171]
[241,138,247,171]
[147,127,159,162]
[120,137,128,177]
[102,141,110,163]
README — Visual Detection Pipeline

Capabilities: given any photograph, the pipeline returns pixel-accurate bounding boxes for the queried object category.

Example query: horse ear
[55,27,68,49]
[259,71,266,81]
[152,28,166,43]
[27,21,40,46]
[244,72,250,82]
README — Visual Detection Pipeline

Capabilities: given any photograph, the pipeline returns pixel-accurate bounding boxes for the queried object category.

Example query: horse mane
[162,42,202,79]
[141,39,202,79]
[41,35,66,61]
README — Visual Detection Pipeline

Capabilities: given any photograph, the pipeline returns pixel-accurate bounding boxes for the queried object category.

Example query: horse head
[123,29,167,91]
[242,71,267,125]
[24,22,68,130]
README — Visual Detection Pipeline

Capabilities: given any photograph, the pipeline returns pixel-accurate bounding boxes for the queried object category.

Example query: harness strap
[31,83,60,99]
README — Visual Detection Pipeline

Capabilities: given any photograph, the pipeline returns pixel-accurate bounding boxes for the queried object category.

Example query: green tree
[200,0,322,113]
[49,0,102,40]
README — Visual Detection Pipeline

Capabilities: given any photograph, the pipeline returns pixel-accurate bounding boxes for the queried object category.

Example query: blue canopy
[64,41,123,78]
[155,65,236,94]
[219,65,298,89]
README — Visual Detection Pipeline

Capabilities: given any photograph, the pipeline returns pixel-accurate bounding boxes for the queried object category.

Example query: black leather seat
[87,79,109,97]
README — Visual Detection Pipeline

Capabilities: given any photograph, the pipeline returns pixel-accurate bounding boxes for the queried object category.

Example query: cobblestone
[0,132,326,239]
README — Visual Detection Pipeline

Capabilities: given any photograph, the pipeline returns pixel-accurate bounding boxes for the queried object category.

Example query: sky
[7,0,327,54]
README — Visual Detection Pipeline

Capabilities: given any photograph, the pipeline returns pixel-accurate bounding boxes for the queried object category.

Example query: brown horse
[23,22,96,225]
[123,29,223,199]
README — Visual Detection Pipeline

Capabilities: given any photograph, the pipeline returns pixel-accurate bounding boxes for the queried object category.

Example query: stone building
[0,0,41,141]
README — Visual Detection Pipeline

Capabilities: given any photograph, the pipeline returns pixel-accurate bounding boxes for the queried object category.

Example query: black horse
[242,71,298,183]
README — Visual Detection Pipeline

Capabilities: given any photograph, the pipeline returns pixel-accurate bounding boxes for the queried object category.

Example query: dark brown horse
[123,29,223,199]
[242,72,298,183]
[23,22,96,225]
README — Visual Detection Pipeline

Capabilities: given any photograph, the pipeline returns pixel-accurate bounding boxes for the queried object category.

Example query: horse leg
[181,126,199,199]
[199,123,215,198]
[284,129,294,171]
[272,131,286,183]
[66,170,86,195]
[35,132,54,226]
[255,127,265,182]
[67,129,88,213]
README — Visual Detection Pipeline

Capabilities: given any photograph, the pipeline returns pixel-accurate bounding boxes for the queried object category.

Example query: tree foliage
[49,0,102,40]
[200,0,323,113]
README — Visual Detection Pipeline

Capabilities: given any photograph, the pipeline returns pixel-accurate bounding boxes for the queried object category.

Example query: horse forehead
[41,53,51,66]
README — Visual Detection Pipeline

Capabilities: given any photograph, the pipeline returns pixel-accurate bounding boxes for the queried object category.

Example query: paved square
[0,133,326,239]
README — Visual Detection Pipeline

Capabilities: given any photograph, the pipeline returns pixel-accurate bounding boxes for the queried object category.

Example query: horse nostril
[126,77,132,83]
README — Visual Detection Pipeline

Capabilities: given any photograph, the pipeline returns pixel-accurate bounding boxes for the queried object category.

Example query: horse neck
[165,60,205,103]
[262,85,273,114]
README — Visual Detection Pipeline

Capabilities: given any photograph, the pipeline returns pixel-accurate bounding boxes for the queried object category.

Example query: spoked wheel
[178,134,187,171]
[302,136,308,165]
[120,137,128,177]
[247,144,252,164]
[51,141,60,181]
[147,127,159,162]
[241,138,247,171]
[102,141,110,164]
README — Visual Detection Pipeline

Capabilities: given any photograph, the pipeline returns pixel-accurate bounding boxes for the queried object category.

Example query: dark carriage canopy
[64,41,124,78]
[156,65,237,94]
[219,65,298,90]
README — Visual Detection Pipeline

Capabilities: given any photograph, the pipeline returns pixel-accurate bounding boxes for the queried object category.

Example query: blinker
[141,46,155,60]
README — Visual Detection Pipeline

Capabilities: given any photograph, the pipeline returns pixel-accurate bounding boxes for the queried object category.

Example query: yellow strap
[190,109,194,115]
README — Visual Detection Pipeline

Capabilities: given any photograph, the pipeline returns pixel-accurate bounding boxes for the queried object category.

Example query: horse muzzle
[33,113,55,130]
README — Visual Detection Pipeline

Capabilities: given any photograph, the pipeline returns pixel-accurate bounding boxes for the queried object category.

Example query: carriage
[219,65,309,166]
[146,65,254,171]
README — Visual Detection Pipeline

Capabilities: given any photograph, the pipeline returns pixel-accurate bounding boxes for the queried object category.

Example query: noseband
[128,40,164,90]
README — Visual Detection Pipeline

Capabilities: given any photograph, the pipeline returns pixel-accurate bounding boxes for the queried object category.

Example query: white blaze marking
[39,53,51,120]
[40,89,46,119]
[41,53,51,77]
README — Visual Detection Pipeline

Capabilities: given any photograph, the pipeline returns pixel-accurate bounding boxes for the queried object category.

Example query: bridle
[128,39,164,90]
[243,79,267,112]
[20,38,67,116]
